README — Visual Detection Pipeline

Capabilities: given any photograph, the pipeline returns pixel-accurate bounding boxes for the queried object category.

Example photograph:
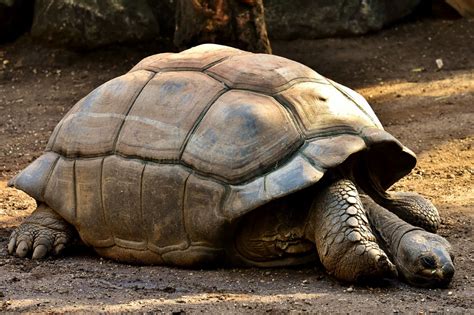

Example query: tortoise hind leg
[234,192,317,267]
[8,203,76,259]
[306,179,397,282]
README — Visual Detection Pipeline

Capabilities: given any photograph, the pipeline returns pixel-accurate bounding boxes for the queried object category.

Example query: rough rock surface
[31,0,160,49]
[174,0,271,53]
[0,0,34,42]
[28,0,424,48]
[147,0,176,39]
[264,0,422,39]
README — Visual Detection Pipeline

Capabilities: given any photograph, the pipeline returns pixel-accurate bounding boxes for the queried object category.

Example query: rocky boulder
[264,0,422,39]
[31,0,161,49]
[147,0,176,39]
[0,0,34,42]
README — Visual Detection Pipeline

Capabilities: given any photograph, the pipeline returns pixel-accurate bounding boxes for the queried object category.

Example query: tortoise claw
[32,244,49,260]
[16,240,30,258]
[8,204,75,259]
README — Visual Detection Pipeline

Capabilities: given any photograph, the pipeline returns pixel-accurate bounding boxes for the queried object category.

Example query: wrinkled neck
[361,196,421,259]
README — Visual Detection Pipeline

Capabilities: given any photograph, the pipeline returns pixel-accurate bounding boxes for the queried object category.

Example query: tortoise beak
[431,262,455,286]
[440,262,455,281]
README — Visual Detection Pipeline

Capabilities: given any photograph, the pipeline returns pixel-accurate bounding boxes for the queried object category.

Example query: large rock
[264,0,422,40]
[31,0,161,49]
[147,0,176,39]
[0,0,34,42]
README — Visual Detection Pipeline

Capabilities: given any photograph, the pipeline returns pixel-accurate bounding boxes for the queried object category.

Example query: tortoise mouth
[399,263,455,288]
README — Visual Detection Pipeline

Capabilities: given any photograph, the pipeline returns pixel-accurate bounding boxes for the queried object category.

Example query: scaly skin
[306,179,397,282]
[381,192,441,233]
[8,204,76,259]
[361,195,454,287]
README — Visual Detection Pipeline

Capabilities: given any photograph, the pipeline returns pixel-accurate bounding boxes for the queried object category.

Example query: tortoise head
[396,230,455,287]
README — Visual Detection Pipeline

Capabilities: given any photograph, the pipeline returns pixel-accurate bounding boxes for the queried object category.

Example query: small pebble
[448,291,453,296]
[346,287,354,292]
[436,58,444,69]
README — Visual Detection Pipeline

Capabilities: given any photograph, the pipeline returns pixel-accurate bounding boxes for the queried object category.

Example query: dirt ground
[0,17,472,313]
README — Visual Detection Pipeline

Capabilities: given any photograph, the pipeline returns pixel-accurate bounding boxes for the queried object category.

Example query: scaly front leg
[8,203,76,259]
[306,179,397,283]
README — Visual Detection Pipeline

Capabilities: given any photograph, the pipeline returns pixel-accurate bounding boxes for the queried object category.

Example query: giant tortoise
[7,44,454,287]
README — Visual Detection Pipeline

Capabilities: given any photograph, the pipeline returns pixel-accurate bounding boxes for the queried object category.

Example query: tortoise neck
[361,196,422,260]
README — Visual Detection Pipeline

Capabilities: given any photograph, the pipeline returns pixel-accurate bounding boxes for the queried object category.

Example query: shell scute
[102,155,146,247]
[142,163,190,250]
[276,81,381,138]
[206,53,326,94]
[183,174,228,246]
[75,157,113,247]
[116,71,226,161]
[51,70,155,157]
[43,157,76,223]
[182,90,303,183]
[130,44,249,72]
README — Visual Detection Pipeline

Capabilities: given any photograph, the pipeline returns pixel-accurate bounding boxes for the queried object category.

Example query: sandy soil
[0,17,473,313]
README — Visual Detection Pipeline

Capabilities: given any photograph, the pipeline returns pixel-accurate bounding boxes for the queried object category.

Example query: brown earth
[0,17,473,313]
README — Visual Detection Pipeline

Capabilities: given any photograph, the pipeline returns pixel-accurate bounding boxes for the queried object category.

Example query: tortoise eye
[420,256,437,269]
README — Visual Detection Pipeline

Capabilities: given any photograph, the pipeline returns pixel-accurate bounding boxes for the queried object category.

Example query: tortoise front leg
[378,192,441,233]
[305,179,397,282]
[8,203,76,259]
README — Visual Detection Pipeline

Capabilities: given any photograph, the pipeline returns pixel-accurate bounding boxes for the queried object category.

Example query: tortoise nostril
[442,263,455,280]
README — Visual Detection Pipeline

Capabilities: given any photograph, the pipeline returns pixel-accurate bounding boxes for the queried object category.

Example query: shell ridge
[272,94,306,137]
[114,238,147,250]
[72,159,77,221]
[204,70,328,95]
[46,151,306,187]
[181,172,192,249]
[298,149,326,173]
[46,124,360,187]
[326,78,380,127]
[139,162,148,249]
[178,88,229,160]
[147,242,189,255]
[99,156,115,246]
[305,126,363,140]
[64,112,125,121]
[40,154,61,201]
[48,120,64,152]
[192,172,230,222]
[263,174,269,200]
[203,71,232,89]
[201,55,234,71]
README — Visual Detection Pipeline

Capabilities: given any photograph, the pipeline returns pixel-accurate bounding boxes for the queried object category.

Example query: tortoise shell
[9,44,416,265]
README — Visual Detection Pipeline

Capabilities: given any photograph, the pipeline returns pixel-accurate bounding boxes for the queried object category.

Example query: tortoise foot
[8,204,76,259]
[309,179,397,282]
